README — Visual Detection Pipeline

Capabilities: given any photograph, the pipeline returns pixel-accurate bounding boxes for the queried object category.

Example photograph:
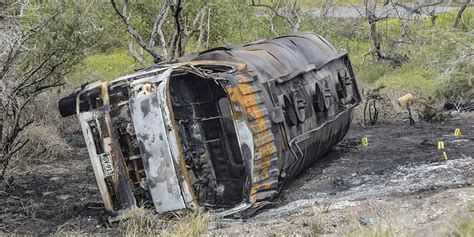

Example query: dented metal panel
[58,33,362,218]
[129,87,186,212]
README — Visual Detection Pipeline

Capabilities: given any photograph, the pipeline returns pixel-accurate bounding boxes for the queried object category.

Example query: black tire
[58,92,78,117]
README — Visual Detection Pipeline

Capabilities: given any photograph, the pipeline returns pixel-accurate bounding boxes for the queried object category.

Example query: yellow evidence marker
[454,128,462,137]
[361,137,368,147]
[442,151,448,161]
[437,141,444,150]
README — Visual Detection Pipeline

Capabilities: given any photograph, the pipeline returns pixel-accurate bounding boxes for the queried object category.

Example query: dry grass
[21,125,72,161]
[345,205,474,237]
[344,207,405,237]
[11,92,79,165]
[449,205,474,237]
[32,92,82,134]
[347,223,397,237]
[52,224,86,237]
[308,202,331,235]
[118,207,210,236]
[118,207,165,236]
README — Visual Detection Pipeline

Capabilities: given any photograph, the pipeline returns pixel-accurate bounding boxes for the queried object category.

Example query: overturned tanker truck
[58,33,361,218]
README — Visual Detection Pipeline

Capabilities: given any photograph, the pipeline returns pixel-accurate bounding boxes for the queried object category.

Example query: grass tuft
[118,207,210,236]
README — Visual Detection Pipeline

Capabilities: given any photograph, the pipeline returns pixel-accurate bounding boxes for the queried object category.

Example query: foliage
[68,50,152,84]
[206,0,276,47]
[20,2,107,69]
[59,3,473,125]
[0,2,106,182]
[317,8,474,121]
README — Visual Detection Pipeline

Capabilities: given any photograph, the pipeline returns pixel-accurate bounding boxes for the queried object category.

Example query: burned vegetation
[58,33,361,218]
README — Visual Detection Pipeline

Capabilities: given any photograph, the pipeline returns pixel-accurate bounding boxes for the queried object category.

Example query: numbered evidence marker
[454,128,462,137]
[442,151,448,161]
[438,141,444,150]
[361,137,368,147]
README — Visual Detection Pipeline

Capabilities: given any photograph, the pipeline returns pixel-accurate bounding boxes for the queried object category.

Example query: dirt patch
[1,113,473,235]
[0,134,105,234]
[212,113,474,235]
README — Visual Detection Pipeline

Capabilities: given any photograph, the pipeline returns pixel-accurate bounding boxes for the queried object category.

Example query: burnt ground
[213,112,474,236]
[1,112,473,235]
[0,135,106,234]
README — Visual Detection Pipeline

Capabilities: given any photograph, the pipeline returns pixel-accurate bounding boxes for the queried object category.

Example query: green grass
[374,65,437,96]
[66,5,473,114]
[67,49,152,86]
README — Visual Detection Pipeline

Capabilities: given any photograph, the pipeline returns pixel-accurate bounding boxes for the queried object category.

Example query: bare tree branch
[111,0,164,62]
[149,2,170,59]
[111,0,208,62]
[206,8,210,49]
[128,38,143,62]
[0,4,73,182]
[268,14,279,37]
[394,0,444,15]
[9,138,30,157]
[184,1,208,37]
[249,0,301,33]
[197,7,207,45]
[453,0,471,28]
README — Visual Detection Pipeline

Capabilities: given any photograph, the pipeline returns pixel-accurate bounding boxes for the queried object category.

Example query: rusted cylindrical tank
[180,33,361,203]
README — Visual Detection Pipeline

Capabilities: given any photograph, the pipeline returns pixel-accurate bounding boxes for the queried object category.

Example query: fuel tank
[58,33,361,218]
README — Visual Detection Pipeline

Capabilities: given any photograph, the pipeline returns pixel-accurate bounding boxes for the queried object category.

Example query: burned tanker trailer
[58,33,361,217]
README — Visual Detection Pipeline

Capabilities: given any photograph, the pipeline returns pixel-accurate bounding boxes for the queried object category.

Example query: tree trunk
[453,0,471,28]
[369,19,382,60]
[430,13,436,26]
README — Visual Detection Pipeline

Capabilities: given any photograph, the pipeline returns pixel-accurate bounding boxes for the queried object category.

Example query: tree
[111,0,209,63]
[249,0,301,35]
[0,1,101,183]
[362,0,406,66]
[361,0,443,67]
